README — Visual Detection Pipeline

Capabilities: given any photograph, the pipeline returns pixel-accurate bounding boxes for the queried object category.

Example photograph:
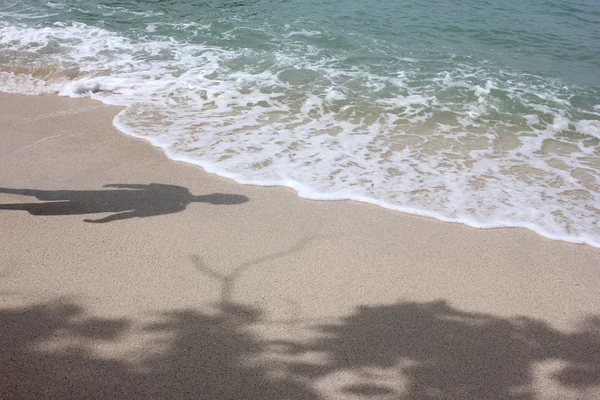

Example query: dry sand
[1,92,599,399]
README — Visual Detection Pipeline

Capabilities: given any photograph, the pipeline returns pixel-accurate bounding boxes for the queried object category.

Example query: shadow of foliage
[287,300,600,399]
[0,299,316,400]
[2,299,598,399]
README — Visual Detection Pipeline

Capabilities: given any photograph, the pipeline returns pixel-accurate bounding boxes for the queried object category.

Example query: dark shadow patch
[289,300,600,399]
[2,288,598,399]
[0,183,248,223]
[0,298,318,400]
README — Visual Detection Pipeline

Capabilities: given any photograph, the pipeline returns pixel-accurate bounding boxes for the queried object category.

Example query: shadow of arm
[84,210,140,223]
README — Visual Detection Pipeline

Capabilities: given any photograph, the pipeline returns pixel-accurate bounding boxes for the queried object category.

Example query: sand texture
[1,93,599,399]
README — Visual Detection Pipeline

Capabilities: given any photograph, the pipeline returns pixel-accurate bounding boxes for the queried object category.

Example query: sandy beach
[1,92,599,399]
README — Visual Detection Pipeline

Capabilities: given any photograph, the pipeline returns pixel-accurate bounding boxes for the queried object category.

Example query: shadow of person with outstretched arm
[0,183,248,223]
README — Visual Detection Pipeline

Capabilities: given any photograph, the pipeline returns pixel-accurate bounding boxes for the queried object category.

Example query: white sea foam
[576,120,600,139]
[1,20,599,247]
[0,72,59,94]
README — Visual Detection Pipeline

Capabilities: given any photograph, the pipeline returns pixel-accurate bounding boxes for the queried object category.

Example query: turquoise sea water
[1,0,600,245]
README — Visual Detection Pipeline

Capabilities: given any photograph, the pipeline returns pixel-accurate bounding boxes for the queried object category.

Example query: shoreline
[108,95,600,250]
[24,89,600,249]
[1,92,599,399]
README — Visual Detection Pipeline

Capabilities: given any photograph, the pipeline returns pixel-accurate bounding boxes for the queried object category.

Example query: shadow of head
[194,193,249,205]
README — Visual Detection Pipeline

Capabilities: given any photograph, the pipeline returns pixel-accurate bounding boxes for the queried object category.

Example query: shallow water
[1,0,600,245]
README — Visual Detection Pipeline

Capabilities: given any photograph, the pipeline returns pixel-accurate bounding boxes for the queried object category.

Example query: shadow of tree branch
[1,294,598,399]
[286,300,600,399]
[0,298,317,400]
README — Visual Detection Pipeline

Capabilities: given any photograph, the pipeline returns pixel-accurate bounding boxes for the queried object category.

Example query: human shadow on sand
[0,184,249,223]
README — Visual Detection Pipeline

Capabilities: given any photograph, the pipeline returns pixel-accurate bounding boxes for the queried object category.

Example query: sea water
[1,0,599,246]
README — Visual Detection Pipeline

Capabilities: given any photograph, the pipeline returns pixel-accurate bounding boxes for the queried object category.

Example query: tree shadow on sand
[2,298,598,400]
[286,300,600,399]
[3,238,599,400]
[0,184,248,223]
[0,240,318,399]
[0,299,317,400]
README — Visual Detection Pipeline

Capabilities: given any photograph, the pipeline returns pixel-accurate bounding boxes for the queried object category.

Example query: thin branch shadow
[191,236,317,311]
